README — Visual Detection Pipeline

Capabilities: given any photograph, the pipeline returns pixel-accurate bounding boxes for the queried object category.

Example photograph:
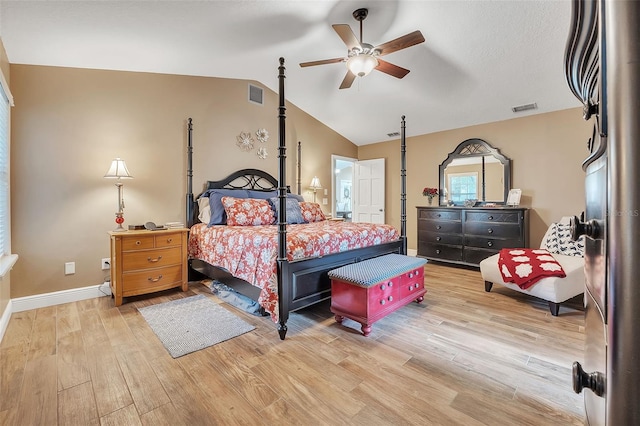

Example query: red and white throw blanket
[498,248,566,289]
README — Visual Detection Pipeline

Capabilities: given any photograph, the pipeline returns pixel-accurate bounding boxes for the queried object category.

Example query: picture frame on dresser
[506,189,522,207]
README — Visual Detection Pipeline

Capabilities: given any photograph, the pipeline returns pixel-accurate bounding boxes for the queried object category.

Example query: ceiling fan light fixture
[347,55,378,77]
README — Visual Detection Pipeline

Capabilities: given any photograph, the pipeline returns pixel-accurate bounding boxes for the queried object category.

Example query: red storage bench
[328,254,428,336]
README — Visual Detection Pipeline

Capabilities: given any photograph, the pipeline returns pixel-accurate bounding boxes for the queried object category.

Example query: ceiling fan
[300,8,425,89]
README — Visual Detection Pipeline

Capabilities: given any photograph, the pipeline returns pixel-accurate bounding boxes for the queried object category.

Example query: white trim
[0,253,18,278]
[407,249,417,257]
[0,69,14,106]
[0,299,12,343]
[11,282,111,313]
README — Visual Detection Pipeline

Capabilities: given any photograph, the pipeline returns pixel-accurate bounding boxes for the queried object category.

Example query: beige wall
[10,64,356,298]
[359,108,592,250]
[0,38,10,321]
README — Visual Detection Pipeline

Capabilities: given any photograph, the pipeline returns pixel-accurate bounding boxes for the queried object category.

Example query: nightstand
[109,228,189,306]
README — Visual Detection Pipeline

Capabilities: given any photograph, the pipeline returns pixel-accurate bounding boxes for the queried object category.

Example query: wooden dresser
[417,206,529,267]
[109,228,188,306]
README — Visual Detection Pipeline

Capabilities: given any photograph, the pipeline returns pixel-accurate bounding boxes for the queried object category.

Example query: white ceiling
[0,0,581,146]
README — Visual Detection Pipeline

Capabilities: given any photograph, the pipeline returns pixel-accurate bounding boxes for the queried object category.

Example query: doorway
[331,155,355,221]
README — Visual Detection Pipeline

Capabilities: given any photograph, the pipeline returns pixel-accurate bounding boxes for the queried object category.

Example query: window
[0,70,17,277]
[448,173,478,202]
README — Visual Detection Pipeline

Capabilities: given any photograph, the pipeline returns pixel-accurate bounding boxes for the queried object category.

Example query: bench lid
[328,254,427,287]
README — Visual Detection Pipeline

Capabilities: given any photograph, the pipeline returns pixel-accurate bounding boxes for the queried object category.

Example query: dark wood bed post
[186,118,194,228]
[276,57,289,340]
[400,115,407,255]
[297,141,301,195]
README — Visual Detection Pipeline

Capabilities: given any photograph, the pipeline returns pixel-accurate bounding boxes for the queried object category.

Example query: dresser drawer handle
[135,240,142,245]
[487,241,493,247]
[487,228,493,234]
[488,215,493,220]
[166,238,173,243]
[380,284,386,290]
[437,213,441,218]
[408,285,413,291]
[436,249,441,254]
[388,296,393,302]
[380,299,386,305]
[436,225,442,230]
[436,236,442,241]
[148,275,163,283]
[148,256,163,263]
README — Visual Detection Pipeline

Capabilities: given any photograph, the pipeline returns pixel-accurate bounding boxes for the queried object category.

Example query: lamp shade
[309,176,322,190]
[104,158,133,179]
[347,54,379,77]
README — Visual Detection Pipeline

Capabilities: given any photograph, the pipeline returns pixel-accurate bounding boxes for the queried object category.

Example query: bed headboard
[204,168,278,191]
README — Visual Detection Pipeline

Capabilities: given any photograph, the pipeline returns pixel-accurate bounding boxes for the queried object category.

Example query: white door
[353,158,385,223]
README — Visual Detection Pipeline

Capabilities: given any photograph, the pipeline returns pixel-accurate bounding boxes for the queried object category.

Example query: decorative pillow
[197,196,211,224]
[268,197,305,224]
[203,189,250,226]
[299,202,326,222]
[221,196,275,226]
[543,222,585,257]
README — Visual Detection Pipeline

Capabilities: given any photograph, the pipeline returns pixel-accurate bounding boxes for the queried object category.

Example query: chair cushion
[480,252,584,303]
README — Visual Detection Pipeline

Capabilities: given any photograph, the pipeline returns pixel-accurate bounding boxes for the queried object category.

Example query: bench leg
[361,323,372,337]
[484,281,493,292]
[334,314,344,324]
[415,296,424,303]
[549,302,560,316]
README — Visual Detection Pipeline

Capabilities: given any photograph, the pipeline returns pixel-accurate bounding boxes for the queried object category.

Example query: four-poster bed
[186,58,408,339]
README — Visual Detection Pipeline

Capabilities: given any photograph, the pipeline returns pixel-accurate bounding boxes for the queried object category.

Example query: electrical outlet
[101,258,111,270]
[65,262,75,275]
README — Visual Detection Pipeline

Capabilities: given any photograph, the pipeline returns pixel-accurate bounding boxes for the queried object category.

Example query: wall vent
[387,131,400,137]
[511,102,538,113]
[248,84,264,105]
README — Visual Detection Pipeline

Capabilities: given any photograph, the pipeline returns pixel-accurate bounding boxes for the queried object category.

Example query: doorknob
[570,215,601,240]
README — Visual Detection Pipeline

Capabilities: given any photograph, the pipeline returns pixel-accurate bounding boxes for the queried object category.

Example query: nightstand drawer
[122,235,155,251]
[122,247,182,271]
[155,232,182,248]
[122,264,183,296]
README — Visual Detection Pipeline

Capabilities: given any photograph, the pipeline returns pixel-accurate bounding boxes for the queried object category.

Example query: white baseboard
[0,299,12,343]
[11,282,111,313]
[407,248,417,257]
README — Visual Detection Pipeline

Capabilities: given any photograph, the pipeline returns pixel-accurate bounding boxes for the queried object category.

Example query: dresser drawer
[122,264,184,296]
[463,248,497,265]
[418,208,461,221]
[122,247,183,271]
[464,222,522,239]
[465,210,521,224]
[419,231,463,246]
[465,236,524,250]
[418,243,463,262]
[122,235,155,251]
[419,220,462,234]
[155,232,182,248]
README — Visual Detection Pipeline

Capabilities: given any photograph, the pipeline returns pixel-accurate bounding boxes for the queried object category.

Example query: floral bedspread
[188,221,400,321]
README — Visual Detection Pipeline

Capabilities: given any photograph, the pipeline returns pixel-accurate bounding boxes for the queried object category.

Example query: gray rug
[138,294,255,358]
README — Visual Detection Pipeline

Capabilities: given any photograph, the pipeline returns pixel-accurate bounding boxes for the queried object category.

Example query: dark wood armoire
[565,1,640,424]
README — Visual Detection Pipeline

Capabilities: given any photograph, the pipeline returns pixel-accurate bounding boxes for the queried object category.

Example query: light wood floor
[0,262,585,425]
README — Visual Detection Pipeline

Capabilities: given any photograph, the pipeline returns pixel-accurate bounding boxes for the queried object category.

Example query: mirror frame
[438,138,511,206]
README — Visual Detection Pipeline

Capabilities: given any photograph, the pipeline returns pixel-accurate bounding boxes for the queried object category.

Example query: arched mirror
[438,138,511,206]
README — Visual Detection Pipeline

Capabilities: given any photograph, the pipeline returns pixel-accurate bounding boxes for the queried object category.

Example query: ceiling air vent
[387,131,400,137]
[511,102,538,113]
[248,84,264,106]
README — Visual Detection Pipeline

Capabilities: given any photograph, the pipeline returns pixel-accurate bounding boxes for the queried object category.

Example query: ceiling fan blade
[332,24,361,50]
[299,58,345,67]
[375,59,411,79]
[339,71,356,89]
[375,30,425,56]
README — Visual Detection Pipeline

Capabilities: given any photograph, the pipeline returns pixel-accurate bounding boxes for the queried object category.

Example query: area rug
[138,294,255,358]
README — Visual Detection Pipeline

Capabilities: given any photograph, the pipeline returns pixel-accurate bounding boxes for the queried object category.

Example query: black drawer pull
[487,228,493,234]
[436,225,441,230]
[488,215,493,220]
[487,241,493,247]
[436,249,441,254]
[437,213,441,218]
[436,236,441,241]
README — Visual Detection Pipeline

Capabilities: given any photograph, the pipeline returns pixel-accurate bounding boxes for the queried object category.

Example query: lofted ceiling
[0,0,581,146]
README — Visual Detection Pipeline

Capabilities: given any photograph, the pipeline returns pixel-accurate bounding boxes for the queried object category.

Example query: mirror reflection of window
[448,173,478,202]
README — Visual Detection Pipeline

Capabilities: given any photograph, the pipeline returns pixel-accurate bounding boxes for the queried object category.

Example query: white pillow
[197,197,211,224]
